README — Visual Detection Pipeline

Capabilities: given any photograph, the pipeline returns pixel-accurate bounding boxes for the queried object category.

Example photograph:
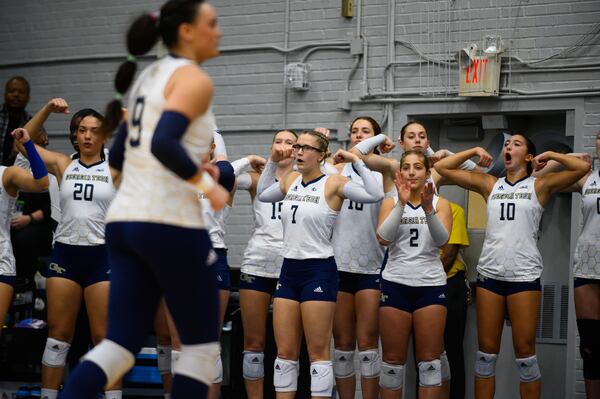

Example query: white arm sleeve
[231,157,251,177]
[236,173,253,191]
[321,162,339,175]
[426,211,450,247]
[427,147,477,171]
[341,160,384,203]
[213,131,227,158]
[257,160,285,202]
[377,201,405,242]
[355,134,387,155]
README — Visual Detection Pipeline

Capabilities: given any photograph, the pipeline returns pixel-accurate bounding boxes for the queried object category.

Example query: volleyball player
[434,136,589,399]
[256,130,383,399]
[375,150,452,399]
[349,121,479,193]
[534,132,599,398]
[237,129,297,399]
[331,117,385,399]
[60,1,229,398]
[0,128,48,332]
[15,98,120,399]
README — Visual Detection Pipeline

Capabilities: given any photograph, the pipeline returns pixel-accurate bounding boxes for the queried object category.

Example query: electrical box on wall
[342,0,354,18]
[285,63,310,91]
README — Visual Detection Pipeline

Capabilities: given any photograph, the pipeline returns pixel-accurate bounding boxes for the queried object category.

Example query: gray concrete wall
[2,0,600,397]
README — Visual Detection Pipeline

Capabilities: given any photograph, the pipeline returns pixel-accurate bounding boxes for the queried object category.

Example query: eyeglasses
[292,144,323,153]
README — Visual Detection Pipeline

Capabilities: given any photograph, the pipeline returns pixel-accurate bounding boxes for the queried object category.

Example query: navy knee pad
[577,319,600,380]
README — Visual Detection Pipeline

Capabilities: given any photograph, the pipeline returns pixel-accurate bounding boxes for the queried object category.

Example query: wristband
[195,173,215,193]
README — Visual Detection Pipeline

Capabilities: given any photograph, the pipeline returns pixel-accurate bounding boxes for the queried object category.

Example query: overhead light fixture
[457,43,478,69]
[484,35,503,54]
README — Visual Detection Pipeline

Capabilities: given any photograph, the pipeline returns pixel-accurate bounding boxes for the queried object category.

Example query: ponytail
[102,0,205,135]
[102,13,160,135]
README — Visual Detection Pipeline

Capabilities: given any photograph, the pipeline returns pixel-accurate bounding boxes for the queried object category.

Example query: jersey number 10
[499,202,515,221]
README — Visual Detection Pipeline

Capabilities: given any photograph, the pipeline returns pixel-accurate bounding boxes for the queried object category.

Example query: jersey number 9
[129,97,145,147]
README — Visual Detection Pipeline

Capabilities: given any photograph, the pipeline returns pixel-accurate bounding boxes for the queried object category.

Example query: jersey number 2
[129,97,145,147]
[409,228,418,247]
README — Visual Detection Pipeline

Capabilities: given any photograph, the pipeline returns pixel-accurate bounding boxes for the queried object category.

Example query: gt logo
[49,263,66,274]
[240,273,256,283]
[380,293,388,303]
[276,282,282,290]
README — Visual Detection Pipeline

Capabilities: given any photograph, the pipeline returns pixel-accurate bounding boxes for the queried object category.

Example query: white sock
[105,390,122,399]
[41,389,58,399]
[164,394,172,399]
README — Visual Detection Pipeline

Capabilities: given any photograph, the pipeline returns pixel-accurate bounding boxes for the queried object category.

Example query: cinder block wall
[1,1,599,396]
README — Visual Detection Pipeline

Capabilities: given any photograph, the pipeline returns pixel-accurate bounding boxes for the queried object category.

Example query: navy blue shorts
[477,274,541,296]
[213,248,230,291]
[105,222,219,352]
[275,257,338,303]
[380,279,447,313]
[574,277,600,289]
[47,242,109,288]
[0,275,16,287]
[338,271,380,294]
[238,273,278,295]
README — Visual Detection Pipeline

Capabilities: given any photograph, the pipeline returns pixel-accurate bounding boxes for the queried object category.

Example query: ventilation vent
[535,282,569,344]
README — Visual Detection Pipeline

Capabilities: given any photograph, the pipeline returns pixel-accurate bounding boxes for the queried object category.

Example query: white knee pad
[83,339,135,387]
[310,361,334,398]
[515,355,541,382]
[213,353,223,384]
[156,345,172,375]
[172,342,220,386]
[42,338,71,368]
[171,350,181,374]
[273,358,299,392]
[359,349,381,379]
[379,362,404,391]
[440,351,451,382]
[474,351,497,378]
[243,351,265,380]
[418,359,442,387]
[333,349,355,379]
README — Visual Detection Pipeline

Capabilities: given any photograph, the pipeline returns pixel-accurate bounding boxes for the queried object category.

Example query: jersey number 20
[73,183,94,201]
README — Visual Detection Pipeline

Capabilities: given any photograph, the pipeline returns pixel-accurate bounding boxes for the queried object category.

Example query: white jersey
[383,196,446,286]
[13,153,61,223]
[199,195,230,249]
[573,171,600,279]
[0,167,17,276]
[478,176,544,281]
[53,160,115,246]
[333,163,384,274]
[242,196,284,278]
[281,175,338,259]
[106,55,214,228]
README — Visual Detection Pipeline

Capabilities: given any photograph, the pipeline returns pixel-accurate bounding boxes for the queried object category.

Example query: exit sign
[459,54,501,97]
